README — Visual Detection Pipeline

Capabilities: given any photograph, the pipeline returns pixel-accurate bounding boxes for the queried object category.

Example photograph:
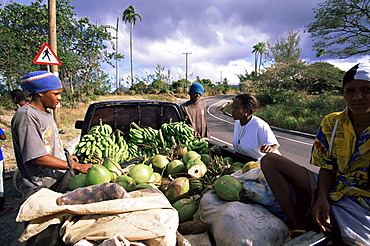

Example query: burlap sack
[194,190,288,246]
[16,188,178,246]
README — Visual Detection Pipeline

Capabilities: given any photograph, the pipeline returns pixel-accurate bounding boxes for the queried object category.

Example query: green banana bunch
[160,121,195,147]
[73,120,130,164]
[189,137,210,154]
[125,121,209,159]
[127,122,162,158]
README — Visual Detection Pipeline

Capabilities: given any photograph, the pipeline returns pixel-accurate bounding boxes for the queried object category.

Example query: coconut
[213,175,242,201]
[167,160,186,175]
[188,178,203,195]
[174,144,188,159]
[223,156,235,165]
[129,164,153,184]
[159,177,171,192]
[102,157,122,180]
[85,164,112,186]
[186,158,205,170]
[68,173,86,190]
[209,145,222,157]
[201,154,211,165]
[164,177,190,203]
[225,165,243,175]
[242,161,261,173]
[182,151,201,164]
[147,172,162,187]
[188,163,207,179]
[113,174,136,192]
[232,161,245,167]
[151,154,169,172]
[136,183,156,189]
[172,198,198,223]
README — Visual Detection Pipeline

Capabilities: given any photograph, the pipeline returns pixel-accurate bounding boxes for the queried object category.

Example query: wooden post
[48,0,61,130]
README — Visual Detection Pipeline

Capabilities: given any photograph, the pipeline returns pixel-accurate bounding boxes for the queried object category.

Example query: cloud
[15,0,369,85]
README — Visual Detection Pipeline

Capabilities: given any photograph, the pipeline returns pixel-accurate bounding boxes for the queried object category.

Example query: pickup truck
[74,99,256,164]
[74,99,332,246]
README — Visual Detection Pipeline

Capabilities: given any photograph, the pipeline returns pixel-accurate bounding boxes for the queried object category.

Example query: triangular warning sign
[33,43,62,66]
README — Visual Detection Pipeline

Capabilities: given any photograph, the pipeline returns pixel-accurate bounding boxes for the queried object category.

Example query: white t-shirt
[232,116,280,161]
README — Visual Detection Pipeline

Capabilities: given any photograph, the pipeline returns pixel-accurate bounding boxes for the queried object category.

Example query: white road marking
[210,136,233,146]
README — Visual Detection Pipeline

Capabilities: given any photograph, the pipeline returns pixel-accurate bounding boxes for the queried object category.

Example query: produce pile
[71,121,260,231]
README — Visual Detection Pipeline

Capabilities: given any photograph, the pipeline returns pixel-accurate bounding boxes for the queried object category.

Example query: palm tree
[252,42,266,75]
[122,5,142,88]
[252,43,259,75]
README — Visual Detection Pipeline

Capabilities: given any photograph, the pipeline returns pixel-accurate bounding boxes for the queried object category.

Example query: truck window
[89,104,182,134]
[90,105,139,133]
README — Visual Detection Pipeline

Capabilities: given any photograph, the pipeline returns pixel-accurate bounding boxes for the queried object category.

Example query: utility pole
[220,71,222,84]
[48,0,60,129]
[116,16,119,90]
[182,52,192,90]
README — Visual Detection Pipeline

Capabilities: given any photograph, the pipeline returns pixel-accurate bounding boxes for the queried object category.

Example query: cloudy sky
[10,0,370,86]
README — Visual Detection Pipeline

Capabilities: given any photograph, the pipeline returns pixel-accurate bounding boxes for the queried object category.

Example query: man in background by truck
[10,89,28,109]
[181,82,210,139]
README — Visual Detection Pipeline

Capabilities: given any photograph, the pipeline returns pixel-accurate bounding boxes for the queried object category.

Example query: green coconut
[174,144,188,159]
[129,164,154,184]
[68,173,86,190]
[159,177,171,192]
[172,198,198,223]
[85,164,112,186]
[102,157,122,180]
[226,165,243,175]
[188,178,204,195]
[167,160,186,175]
[136,183,156,190]
[113,174,136,192]
[223,156,235,165]
[151,154,169,172]
[186,158,205,170]
[209,145,222,157]
[213,175,242,201]
[200,154,211,165]
[187,163,207,179]
[232,161,245,167]
[182,151,201,164]
[164,177,190,203]
[147,172,162,187]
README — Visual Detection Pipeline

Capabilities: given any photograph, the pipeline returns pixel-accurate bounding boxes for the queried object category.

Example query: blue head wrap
[189,83,204,95]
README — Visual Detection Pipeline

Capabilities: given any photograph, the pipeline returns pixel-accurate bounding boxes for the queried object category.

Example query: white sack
[194,190,288,246]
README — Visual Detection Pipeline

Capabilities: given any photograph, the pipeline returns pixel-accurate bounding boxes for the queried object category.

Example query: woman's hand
[260,144,277,153]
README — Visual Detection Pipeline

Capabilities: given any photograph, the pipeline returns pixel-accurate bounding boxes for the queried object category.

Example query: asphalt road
[202,95,320,173]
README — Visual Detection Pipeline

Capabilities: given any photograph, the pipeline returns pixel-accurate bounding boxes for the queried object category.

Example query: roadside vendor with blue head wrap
[180,83,210,139]
[11,71,93,198]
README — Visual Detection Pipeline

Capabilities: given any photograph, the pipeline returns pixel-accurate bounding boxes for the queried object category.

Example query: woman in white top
[231,93,281,161]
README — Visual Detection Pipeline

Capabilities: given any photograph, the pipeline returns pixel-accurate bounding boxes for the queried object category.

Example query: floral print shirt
[310,109,370,201]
